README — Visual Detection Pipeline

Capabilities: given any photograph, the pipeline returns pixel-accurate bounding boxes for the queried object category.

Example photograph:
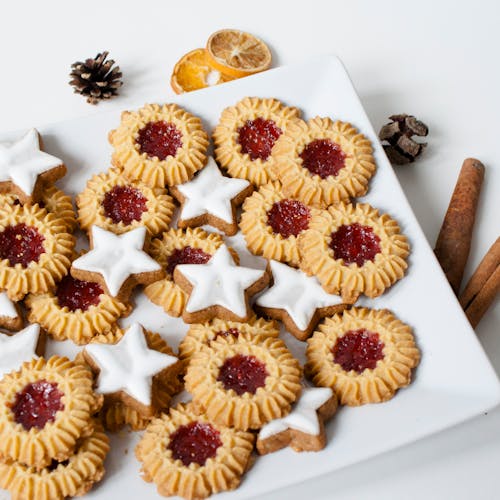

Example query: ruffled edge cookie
[271,117,376,207]
[76,166,175,236]
[239,181,311,267]
[0,204,75,301]
[135,402,255,500]
[109,103,209,187]
[0,420,109,500]
[213,97,301,186]
[305,307,420,406]
[298,202,410,301]
[0,356,102,469]
[144,228,225,317]
[185,334,302,430]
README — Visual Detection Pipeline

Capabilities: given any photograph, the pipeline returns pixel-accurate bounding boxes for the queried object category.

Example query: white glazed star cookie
[0,291,23,330]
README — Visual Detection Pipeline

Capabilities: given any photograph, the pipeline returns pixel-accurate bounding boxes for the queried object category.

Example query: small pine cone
[379,114,429,165]
[69,51,123,105]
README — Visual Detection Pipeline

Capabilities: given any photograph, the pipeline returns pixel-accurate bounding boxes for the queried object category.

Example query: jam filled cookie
[240,181,311,267]
[0,203,75,301]
[135,402,255,500]
[0,356,102,469]
[109,103,209,187]
[144,227,225,317]
[185,334,302,430]
[272,117,375,207]
[0,128,67,204]
[71,225,163,302]
[213,97,301,186]
[0,421,109,500]
[170,158,252,236]
[25,267,129,345]
[76,167,174,237]
[257,386,337,454]
[174,244,269,323]
[298,203,410,302]
[255,260,348,341]
[0,291,23,331]
[305,307,420,406]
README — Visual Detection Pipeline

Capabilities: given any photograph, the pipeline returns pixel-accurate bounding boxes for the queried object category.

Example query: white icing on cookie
[0,128,63,197]
[256,260,343,331]
[0,292,18,319]
[0,324,41,379]
[72,225,161,297]
[84,323,177,406]
[258,387,333,440]
[176,157,250,224]
[176,244,265,318]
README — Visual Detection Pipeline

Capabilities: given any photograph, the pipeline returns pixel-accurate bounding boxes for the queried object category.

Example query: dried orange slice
[206,29,272,78]
[170,48,235,94]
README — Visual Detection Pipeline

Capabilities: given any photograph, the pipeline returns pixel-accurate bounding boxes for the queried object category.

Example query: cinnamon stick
[434,158,485,294]
[459,237,500,327]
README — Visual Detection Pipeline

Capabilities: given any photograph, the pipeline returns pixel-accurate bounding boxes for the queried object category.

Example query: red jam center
[237,117,282,161]
[299,138,346,178]
[267,199,311,238]
[168,421,222,466]
[332,329,385,373]
[136,121,183,160]
[10,380,64,431]
[166,246,211,276]
[329,223,381,267]
[217,354,268,395]
[0,223,45,268]
[102,185,148,225]
[213,328,240,341]
[56,275,103,312]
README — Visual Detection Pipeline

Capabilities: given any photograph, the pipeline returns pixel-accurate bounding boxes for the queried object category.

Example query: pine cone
[379,114,429,165]
[69,51,123,105]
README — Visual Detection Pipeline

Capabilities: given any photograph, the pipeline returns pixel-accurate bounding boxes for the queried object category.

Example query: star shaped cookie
[256,260,348,340]
[0,128,66,203]
[83,323,179,416]
[171,157,253,236]
[0,291,23,331]
[71,225,164,301]
[0,324,45,379]
[257,387,337,454]
[174,244,269,323]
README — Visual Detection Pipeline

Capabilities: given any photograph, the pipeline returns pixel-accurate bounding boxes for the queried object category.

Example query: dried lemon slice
[206,29,272,78]
[170,48,235,94]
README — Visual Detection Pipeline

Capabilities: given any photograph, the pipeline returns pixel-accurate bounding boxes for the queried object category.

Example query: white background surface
[0,1,498,499]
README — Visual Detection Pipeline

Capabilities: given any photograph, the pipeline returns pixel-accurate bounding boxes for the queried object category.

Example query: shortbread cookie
[305,307,420,406]
[255,260,348,341]
[0,421,109,500]
[25,270,129,345]
[0,356,102,469]
[76,166,174,237]
[185,334,302,430]
[0,128,67,204]
[298,203,410,302]
[272,117,375,207]
[144,228,225,317]
[0,203,74,301]
[174,244,269,323]
[171,157,252,236]
[136,402,255,500]
[213,97,301,186]
[82,323,181,418]
[178,315,279,368]
[240,181,311,267]
[0,324,45,379]
[0,291,23,331]
[257,387,337,454]
[71,225,163,301]
[109,103,209,187]
[1,185,77,233]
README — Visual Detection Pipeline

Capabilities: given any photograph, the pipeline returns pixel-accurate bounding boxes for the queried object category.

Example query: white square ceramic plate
[1,55,499,500]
